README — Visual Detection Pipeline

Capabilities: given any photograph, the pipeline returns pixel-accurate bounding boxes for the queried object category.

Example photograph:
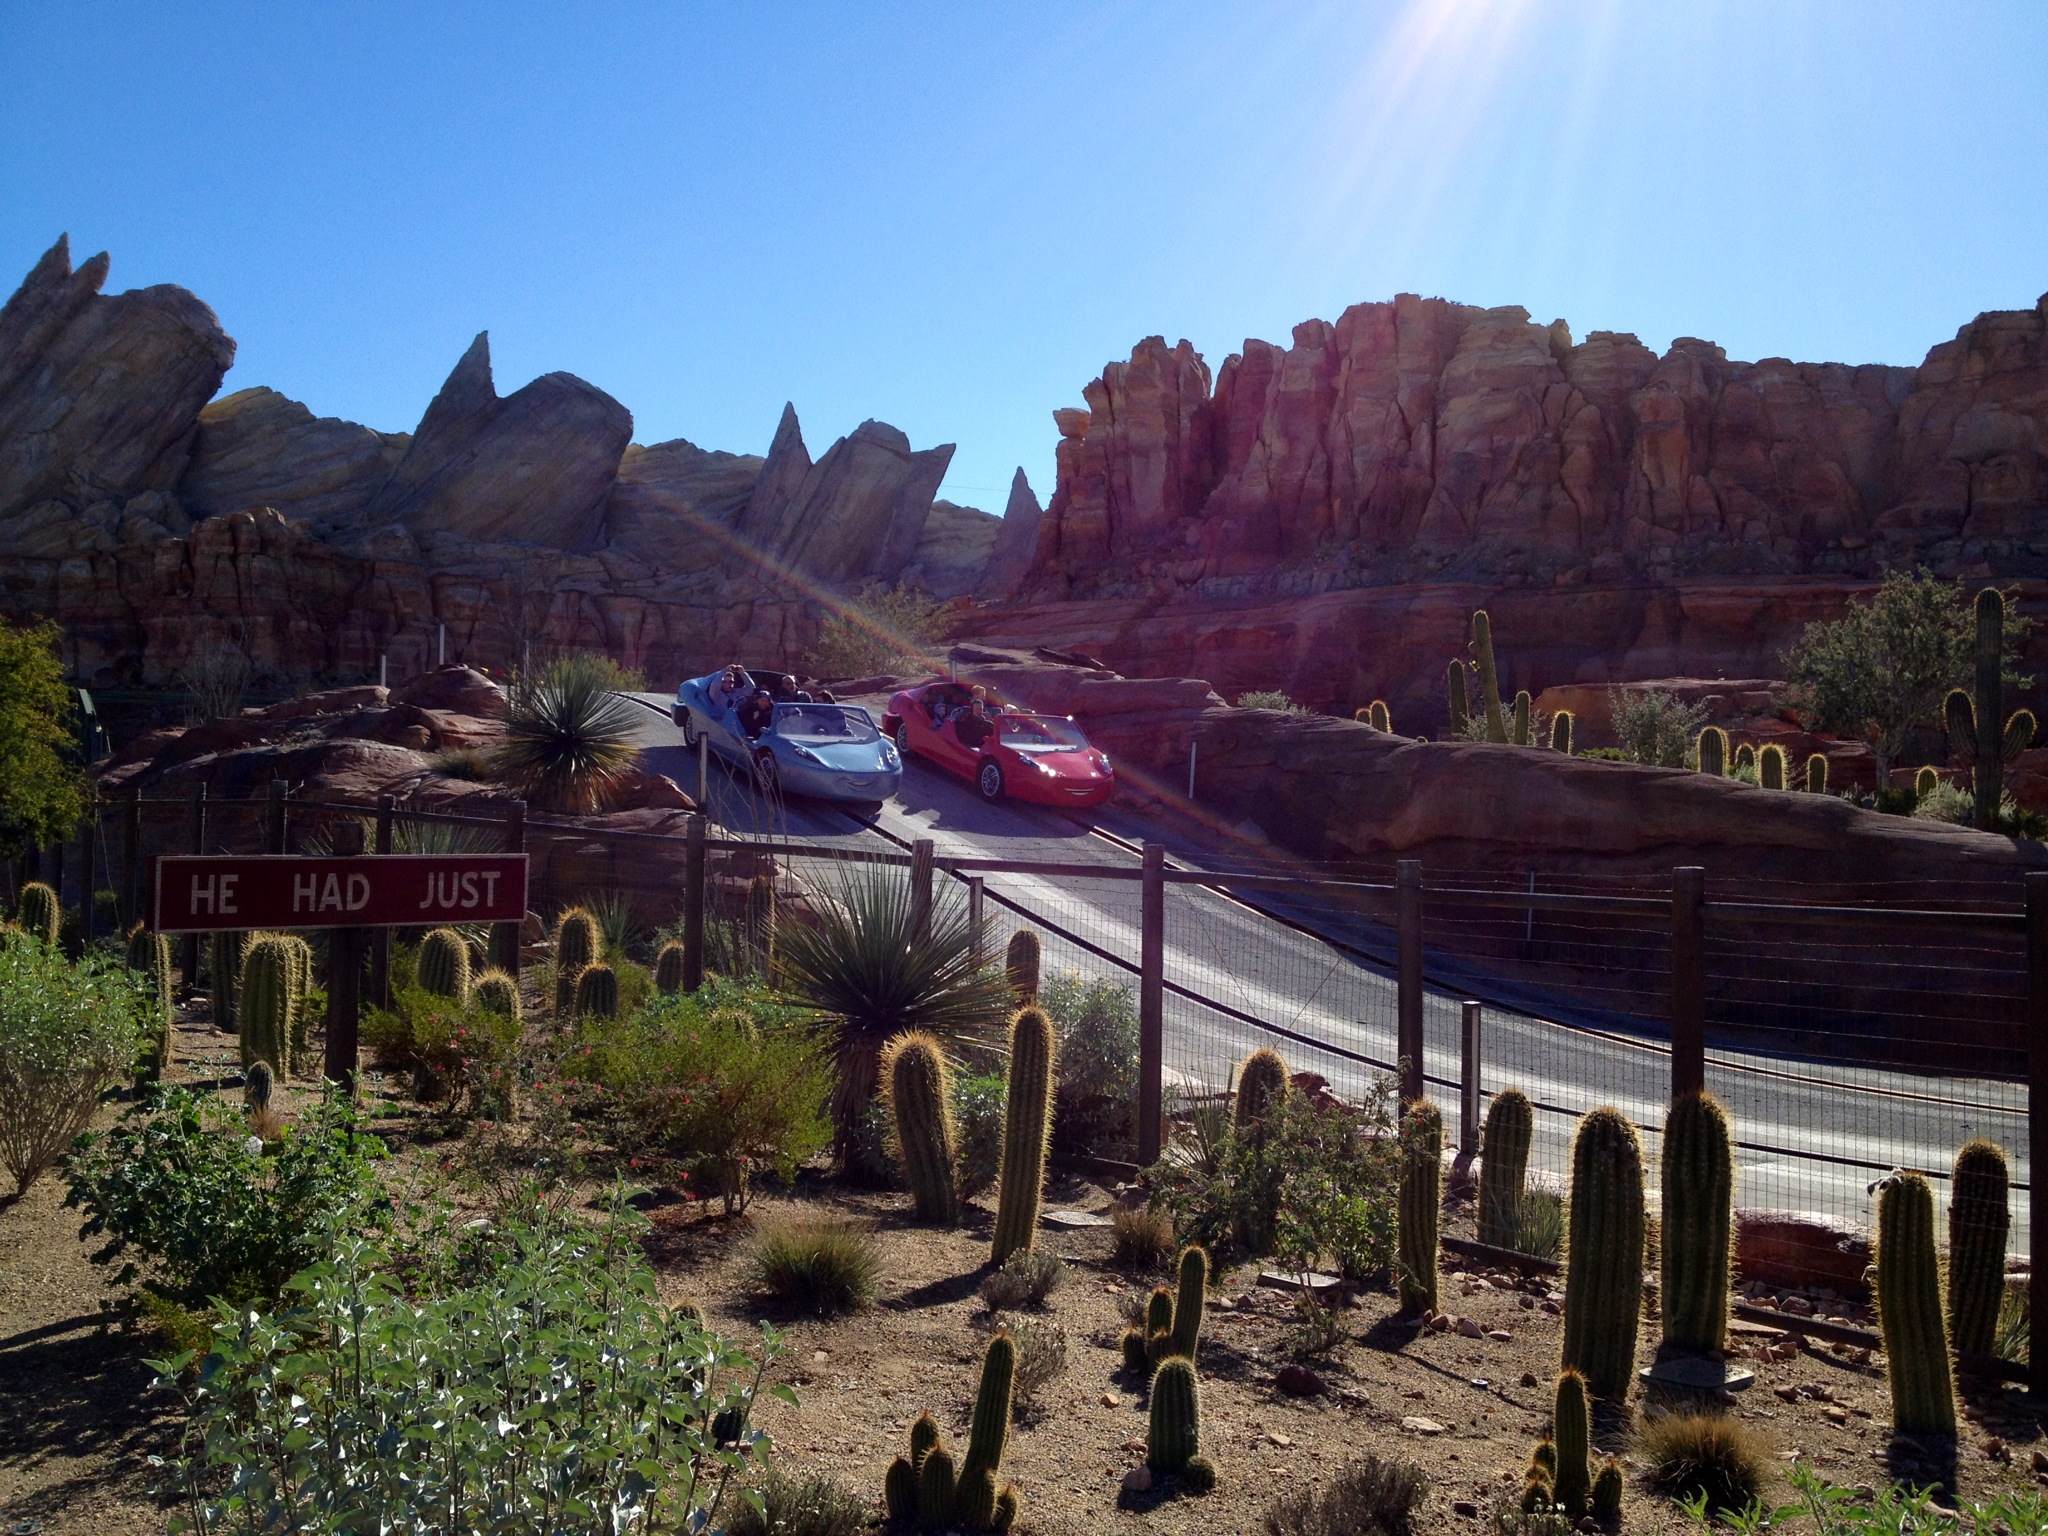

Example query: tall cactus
[882,1030,959,1224]
[552,905,600,1015]
[1146,1356,1216,1491]
[209,929,248,1033]
[1232,1047,1290,1255]
[885,1344,1021,1532]
[1947,1139,2011,1360]
[1876,1171,1955,1437]
[1478,1089,1534,1249]
[472,967,521,1019]
[1003,928,1040,1003]
[1560,1106,1646,1400]
[418,926,471,1000]
[239,935,295,1077]
[1169,1244,1208,1361]
[1915,765,1940,800]
[128,925,175,1084]
[244,1058,275,1117]
[1660,1092,1734,1355]
[572,963,619,1019]
[1447,659,1471,736]
[1805,753,1829,794]
[1550,709,1574,755]
[1551,1369,1592,1518]
[991,1005,1055,1264]
[1368,699,1391,733]
[1757,743,1787,791]
[1945,682,2037,833]
[654,940,686,995]
[1696,726,1728,776]
[1399,1099,1442,1313]
[1470,610,1508,743]
[956,1333,1018,1520]
[1511,690,1533,746]
[16,881,58,944]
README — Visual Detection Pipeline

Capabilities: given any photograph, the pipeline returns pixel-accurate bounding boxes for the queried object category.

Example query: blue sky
[4,1,2045,516]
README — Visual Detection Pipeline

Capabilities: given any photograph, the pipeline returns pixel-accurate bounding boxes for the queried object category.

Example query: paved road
[627,693,2030,1249]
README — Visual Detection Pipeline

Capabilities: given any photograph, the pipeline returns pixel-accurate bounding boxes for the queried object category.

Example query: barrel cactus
[1511,689,1533,746]
[1368,699,1392,733]
[1946,1139,2011,1360]
[209,929,248,1033]
[991,1005,1055,1264]
[1550,709,1574,754]
[654,939,687,994]
[1551,1369,1592,1518]
[572,963,619,1019]
[1478,1089,1534,1249]
[1696,726,1728,777]
[1004,928,1040,1003]
[1876,1170,1955,1437]
[16,881,58,945]
[1805,753,1829,794]
[1447,659,1471,735]
[1591,1460,1624,1526]
[1471,610,1508,743]
[472,967,521,1019]
[418,926,471,1000]
[552,905,600,1015]
[244,1058,275,1116]
[1661,1091,1734,1355]
[1233,1047,1290,1133]
[1146,1355,1215,1492]
[884,1342,1021,1531]
[882,1030,959,1224]
[239,935,296,1077]
[1398,1099,1442,1313]
[917,1446,956,1529]
[1560,1106,1645,1400]
[1757,743,1787,790]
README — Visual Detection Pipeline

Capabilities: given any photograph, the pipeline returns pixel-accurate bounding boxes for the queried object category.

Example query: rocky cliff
[0,235,1025,691]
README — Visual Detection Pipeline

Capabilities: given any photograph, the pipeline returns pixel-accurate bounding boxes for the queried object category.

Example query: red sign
[151,854,528,933]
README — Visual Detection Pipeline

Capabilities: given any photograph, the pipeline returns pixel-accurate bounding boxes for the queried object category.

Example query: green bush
[744,1217,882,1315]
[953,1068,1007,1199]
[1703,1462,2046,1535]
[561,985,831,1215]
[805,581,948,679]
[0,932,152,1193]
[1234,689,1310,714]
[64,1086,385,1307]
[1608,687,1709,767]
[1042,969,1139,1158]
[149,1193,785,1535]
[363,984,524,1117]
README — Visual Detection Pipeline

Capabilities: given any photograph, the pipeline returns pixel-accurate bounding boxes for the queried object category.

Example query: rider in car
[955,693,994,751]
[738,687,775,740]
[709,664,751,715]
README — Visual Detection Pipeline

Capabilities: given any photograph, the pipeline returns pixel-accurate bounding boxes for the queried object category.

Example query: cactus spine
[238,935,296,1077]
[1757,743,1787,790]
[1146,1356,1213,1491]
[1367,699,1391,733]
[1550,709,1574,754]
[552,906,600,1015]
[472,968,520,1019]
[654,940,686,994]
[1551,1369,1592,1518]
[1470,610,1508,743]
[1946,1139,2011,1360]
[16,881,58,944]
[882,1030,959,1224]
[418,926,471,1000]
[244,1058,275,1116]
[1876,1170,1955,1437]
[1399,1099,1442,1313]
[991,1005,1055,1264]
[1696,726,1728,776]
[1446,659,1471,735]
[1478,1089,1533,1249]
[1003,928,1040,1002]
[1511,690,1533,746]
[1560,1106,1646,1400]
[572,962,619,1019]
[1660,1091,1734,1355]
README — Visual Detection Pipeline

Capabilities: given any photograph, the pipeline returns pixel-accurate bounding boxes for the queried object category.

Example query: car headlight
[790,745,820,763]
[1096,753,1112,774]
[882,746,899,768]
[1033,757,1060,775]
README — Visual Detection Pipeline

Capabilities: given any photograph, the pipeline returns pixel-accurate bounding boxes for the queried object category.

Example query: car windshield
[774,704,879,744]
[997,715,1089,752]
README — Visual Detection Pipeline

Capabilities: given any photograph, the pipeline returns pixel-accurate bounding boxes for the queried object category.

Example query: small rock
[1268,1431,1294,1448]
[1276,1363,1325,1397]
[2033,1448,2048,1476]
[1982,1438,2009,1463]
[1539,1299,1562,1316]
[1429,1313,1453,1333]
[812,1350,829,1364]
[1520,1372,1539,1389]
[1456,1316,1485,1338]
[1780,1295,1815,1316]
[1487,1329,1513,1343]
[1100,1393,1120,1408]
[1402,1416,1446,1435]
[1824,1406,1849,1424]
[1469,1378,1490,1390]
[1121,1467,1153,1493]
[1774,1385,1800,1403]
[1453,1501,1480,1517]
[1518,1294,1535,1310]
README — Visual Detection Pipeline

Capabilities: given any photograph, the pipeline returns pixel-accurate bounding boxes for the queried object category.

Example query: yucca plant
[491,653,643,814]
[776,859,1013,1168]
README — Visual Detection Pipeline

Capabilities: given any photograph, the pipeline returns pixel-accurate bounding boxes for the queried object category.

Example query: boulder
[181,386,406,530]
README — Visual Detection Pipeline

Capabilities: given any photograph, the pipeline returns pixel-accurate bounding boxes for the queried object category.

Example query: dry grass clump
[743,1218,881,1316]
[1111,1204,1175,1270]
[1637,1411,1770,1514]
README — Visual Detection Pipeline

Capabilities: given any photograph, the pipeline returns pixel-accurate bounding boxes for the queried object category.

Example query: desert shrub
[561,986,831,1215]
[1996,1280,2028,1363]
[953,1068,1007,1199]
[492,652,642,814]
[149,1192,783,1534]
[1004,1316,1069,1416]
[1609,687,1709,767]
[1911,776,2043,835]
[805,581,948,679]
[1235,689,1309,714]
[1701,1462,2046,1536]
[1511,1188,1564,1261]
[1112,1204,1176,1270]
[362,985,523,1117]
[1042,969,1139,1158]
[1285,1291,1349,1359]
[1261,1450,1428,1536]
[980,1246,1064,1310]
[1576,747,1631,763]
[585,888,645,960]
[427,745,496,781]
[0,617,89,855]
[64,1086,385,1307]
[723,1467,869,1536]
[1638,1411,1768,1514]
[0,933,152,1193]
[744,1217,881,1315]
[1489,1507,1575,1536]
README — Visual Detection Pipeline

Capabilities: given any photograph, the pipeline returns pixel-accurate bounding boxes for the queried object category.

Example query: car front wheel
[977,759,1004,802]
[754,751,779,794]
[893,721,911,757]
[679,708,698,747]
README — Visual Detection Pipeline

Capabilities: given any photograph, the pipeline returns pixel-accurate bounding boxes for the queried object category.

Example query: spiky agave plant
[491,652,643,814]
[776,858,1013,1169]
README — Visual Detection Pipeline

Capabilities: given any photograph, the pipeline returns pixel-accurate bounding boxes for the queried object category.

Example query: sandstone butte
[2,231,2045,750]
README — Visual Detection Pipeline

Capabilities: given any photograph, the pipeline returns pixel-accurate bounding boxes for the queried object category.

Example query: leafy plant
[64,1086,385,1306]
[1260,1450,1427,1536]
[1284,1291,1349,1359]
[1042,968,1139,1158]
[0,619,89,858]
[806,581,949,679]
[952,1068,1007,1199]
[0,933,151,1192]
[1510,1188,1564,1261]
[491,651,643,813]
[1638,1411,1768,1515]
[723,1468,870,1536]
[363,985,524,1117]
[1608,687,1710,767]
[1682,1462,2047,1536]
[149,1189,785,1535]
[979,1246,1064,1309]
[744,1217,881,1315]
[1994,1280,2028,1364]
[1234,689,1309,713]
[775,859,1011,1167]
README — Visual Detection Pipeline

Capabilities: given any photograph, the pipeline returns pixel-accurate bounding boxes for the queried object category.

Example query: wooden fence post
[1671,866,1706,1100]
[1460,1000,1483,1154]
[1397,858,1424,1104]
[122,788,143,927]
[370,796,395,1008]
[910,838,935,940]
[967,875,986,968]
[682,812,706,993]
[75,806,96,945]
[326,927,365,1095]
[492,801,525,978]
[1139,842,1166,1167]
[265,779,289,855]
[2026,872,2048,1397]
[181,785,206,983]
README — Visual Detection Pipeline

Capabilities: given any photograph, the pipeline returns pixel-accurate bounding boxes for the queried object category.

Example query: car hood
[780,738,895,772]
[1019,749,1109,778]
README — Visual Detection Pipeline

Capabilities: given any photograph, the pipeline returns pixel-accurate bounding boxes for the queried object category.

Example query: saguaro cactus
[883,1030,959,1224]
[1551,1369,1592,1518]
[1696,726,1728,777]
[1915,765,1940,799]
[1470,610,1509,743]
[472,968,520,1019]
[1004,928,1040,1003]
[654,940,686,994]
[209,929,248,1033]
[1478,1089,1534,1249]
[17,881,58,944]
[418,926,471,1000]
[1946,1139,2011,1360]
[1399,1099,1442,1313]
[239,936,295,1077]
[1946,683,2036,833]
[1876,1171,1955,1437]
[1560,1106,1646,1399]
[1368,699,1392,733]
[1757,743,1788,791]
[1232,1047,1290,1255]
[1447,659,1471,736]
[572,963,619,1019]
[1147,1356,1216,1491]
[1660,1092,1734,1355]
[1550,709,1574,754]
[1511,690,1533,746]
[992,1005,1055,1264]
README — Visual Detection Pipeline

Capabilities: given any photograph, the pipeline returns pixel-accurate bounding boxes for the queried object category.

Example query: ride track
[622,693,2031,1246]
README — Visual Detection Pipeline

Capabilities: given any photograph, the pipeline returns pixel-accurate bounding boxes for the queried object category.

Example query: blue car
[671,667,902,804]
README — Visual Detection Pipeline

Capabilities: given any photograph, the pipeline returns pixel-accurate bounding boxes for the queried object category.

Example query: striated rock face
[979,468,1044,598]
[182,386,407,532]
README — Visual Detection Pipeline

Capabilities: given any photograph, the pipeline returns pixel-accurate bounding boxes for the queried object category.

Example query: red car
[883,681,1115,807]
